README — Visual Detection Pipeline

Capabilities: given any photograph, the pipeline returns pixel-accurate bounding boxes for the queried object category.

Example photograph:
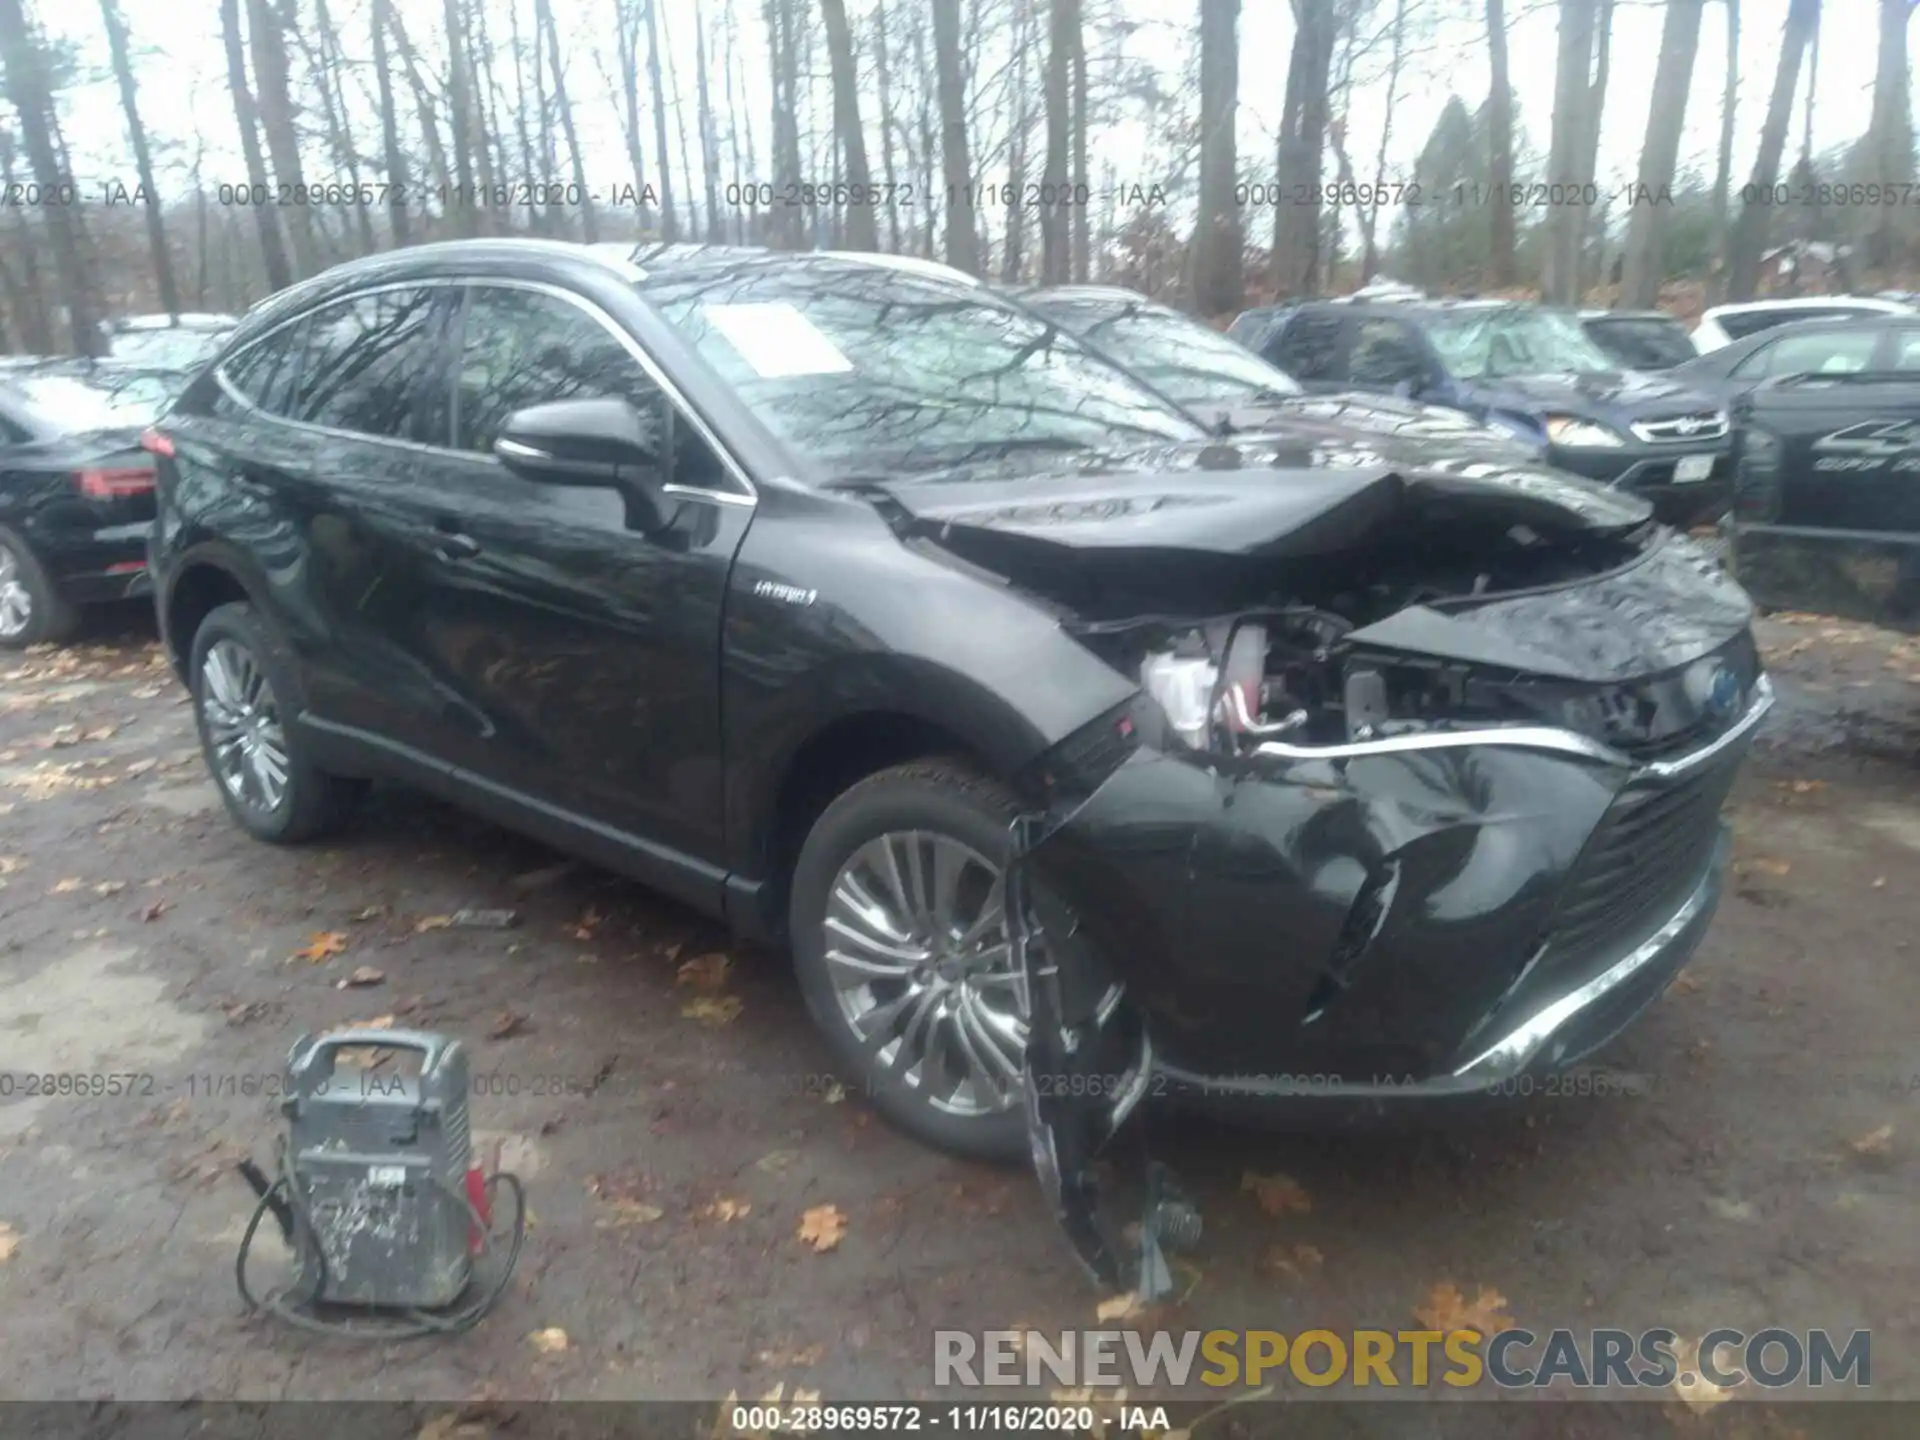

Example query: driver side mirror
[493,397,670,531]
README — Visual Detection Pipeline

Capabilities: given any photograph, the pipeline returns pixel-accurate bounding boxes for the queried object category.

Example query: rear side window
[284,288,443,439]
[1269,312,1345,379]
[221,324,305,416]
[1887,330,1920,370]
[1347,318,1430,386]
[1732,329,1880,380]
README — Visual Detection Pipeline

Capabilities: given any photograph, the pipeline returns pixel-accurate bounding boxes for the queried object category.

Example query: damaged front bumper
[1013,676,1772,1292]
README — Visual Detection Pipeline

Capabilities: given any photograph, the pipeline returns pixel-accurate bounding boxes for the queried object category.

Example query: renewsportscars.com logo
[934,1327,1871,1391]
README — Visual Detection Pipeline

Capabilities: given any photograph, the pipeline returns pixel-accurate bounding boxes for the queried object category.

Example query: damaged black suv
[148,241,1770,1178]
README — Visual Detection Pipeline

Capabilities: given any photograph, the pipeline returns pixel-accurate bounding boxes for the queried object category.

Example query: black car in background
[1670,314,1916,405]
[1578,309,1697,371]
[0,369,157,645]
[1726,368,1920,631]
[147,241,1767,1285]
[1015,284,1538,459]
[1232,299,1733,525]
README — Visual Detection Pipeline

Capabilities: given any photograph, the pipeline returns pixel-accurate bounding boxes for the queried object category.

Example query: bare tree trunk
[695,9,724,242]
[1271,0,1335,298]
[368,0,410,246]
[869,1,904,252]
[470,0,509,217]
[1619,0,1703,308]
[1708,0,1739,300]
[1356,0,1408,283]
[1726,0,1817,301]
[97,0,179,315]
[1040,0,1077,282]
[767,0,804,247]
[0,119,53,348]
[609,1,653,234]
[219,0,291,291]
[247,0,318,277]
[1866,0,1916,274]
[933,0,982,272]
[1542,0,1596,304]
[1801,4,1818,166]
[443,0,479,235]
[310,0,376,252]
[536,0,597,241]
[1575,0,1613,290]
[820,0,879,250]
[387,9,453,202]
[727,3,758,242]
[1070,13,1089,281]
[1191,0,1242,313]
[914,11,936,256]
[1001,0,1032,280]
[659,6,700,239]
[1485,0,1516,287]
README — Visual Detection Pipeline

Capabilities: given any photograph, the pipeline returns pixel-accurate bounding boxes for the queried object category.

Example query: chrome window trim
[211,273,758,507]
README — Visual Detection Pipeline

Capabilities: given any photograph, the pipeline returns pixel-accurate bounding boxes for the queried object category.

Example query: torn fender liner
[1010,815,1199,1299]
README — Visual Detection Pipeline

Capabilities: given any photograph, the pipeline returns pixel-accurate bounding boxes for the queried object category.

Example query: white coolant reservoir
[1140,651,1218,747]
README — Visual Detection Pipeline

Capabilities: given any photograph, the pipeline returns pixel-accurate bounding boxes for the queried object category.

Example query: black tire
[789,759,1030,1162]
[188,601,363,843]
[0,524,81,649]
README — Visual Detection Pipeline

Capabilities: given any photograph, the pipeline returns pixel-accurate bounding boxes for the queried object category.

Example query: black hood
[1462,369,1723,427]
[872,437,1651,563]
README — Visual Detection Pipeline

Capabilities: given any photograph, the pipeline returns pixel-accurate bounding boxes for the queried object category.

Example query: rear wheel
[789,761,1032,1161]
[0,526,80,648]
[188,602,363,843]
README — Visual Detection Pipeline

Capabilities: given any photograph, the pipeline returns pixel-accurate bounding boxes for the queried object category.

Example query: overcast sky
[32,2,1904,221]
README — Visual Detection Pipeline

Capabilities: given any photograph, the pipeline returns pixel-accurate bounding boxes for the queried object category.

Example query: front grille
[1631,411,1729,443]
[1545,745,1744,965]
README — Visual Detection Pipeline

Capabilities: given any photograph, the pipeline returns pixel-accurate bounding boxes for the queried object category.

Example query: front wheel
[0,526,80,648]
[189,602,363,843]
[789,761,1033,1161]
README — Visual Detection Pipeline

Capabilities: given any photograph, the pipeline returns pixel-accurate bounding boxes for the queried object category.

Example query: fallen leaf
[92,881,126,896]
[139,899,170,922]
[1669,1336,1739,1412]
[797,1204,847,1253]
[1095,1293,1143,1322]
[1261,1242,1324,1281]
[682,995,743,1027]
[82,726,118,742]
[50,877,82,893]
[122,758,157,777]
[704,1196,752,1223]
[0,857,22,875]
[292,931,349,962]
[413,914,454,933]
[0,1222,17,1261]
[336,965,387,989]
[595,1198,665,1228]
[329,1014,397,1069]
[676,952,732,990]
[1746,857,1792,878]
[487,1010,531,1040]
[1413,1281,1515,1338]
[1849,1123,1894,1157]
[755,1149,800,1174]
[353,904,390,922]
[1241,1170,1311,1217]
[527,1326,570,1353]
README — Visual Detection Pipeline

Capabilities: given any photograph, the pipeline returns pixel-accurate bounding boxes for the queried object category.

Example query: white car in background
[1691,296,1915,354]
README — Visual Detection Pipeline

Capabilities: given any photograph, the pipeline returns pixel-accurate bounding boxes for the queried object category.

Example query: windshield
[12,374,138,431]
[1585,317,1696,370]
[1036,300,1304,408]
[638,261,1203,479]
[1424,307,1618,379]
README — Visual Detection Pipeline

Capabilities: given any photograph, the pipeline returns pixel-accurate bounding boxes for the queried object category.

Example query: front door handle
[433,531,481,562]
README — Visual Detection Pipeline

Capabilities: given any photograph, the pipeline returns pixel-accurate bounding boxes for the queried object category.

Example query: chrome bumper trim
[1451,846,1720,1081]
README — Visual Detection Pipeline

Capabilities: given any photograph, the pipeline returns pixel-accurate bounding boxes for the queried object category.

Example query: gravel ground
[0,604,1915,1436]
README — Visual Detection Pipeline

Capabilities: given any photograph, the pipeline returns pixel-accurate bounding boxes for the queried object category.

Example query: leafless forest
[0,0,1914,356]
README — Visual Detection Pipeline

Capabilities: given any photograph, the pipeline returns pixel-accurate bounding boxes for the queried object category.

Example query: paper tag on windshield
[703,302,854,378]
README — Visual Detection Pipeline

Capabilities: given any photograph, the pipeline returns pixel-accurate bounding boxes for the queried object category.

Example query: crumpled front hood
[874,438,1651,562]
[1345,532,1755,683]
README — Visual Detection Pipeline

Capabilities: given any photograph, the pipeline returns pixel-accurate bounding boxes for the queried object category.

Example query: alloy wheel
[823,830,1028,1117]
[200,638,292,815]
[0,543,31,639]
